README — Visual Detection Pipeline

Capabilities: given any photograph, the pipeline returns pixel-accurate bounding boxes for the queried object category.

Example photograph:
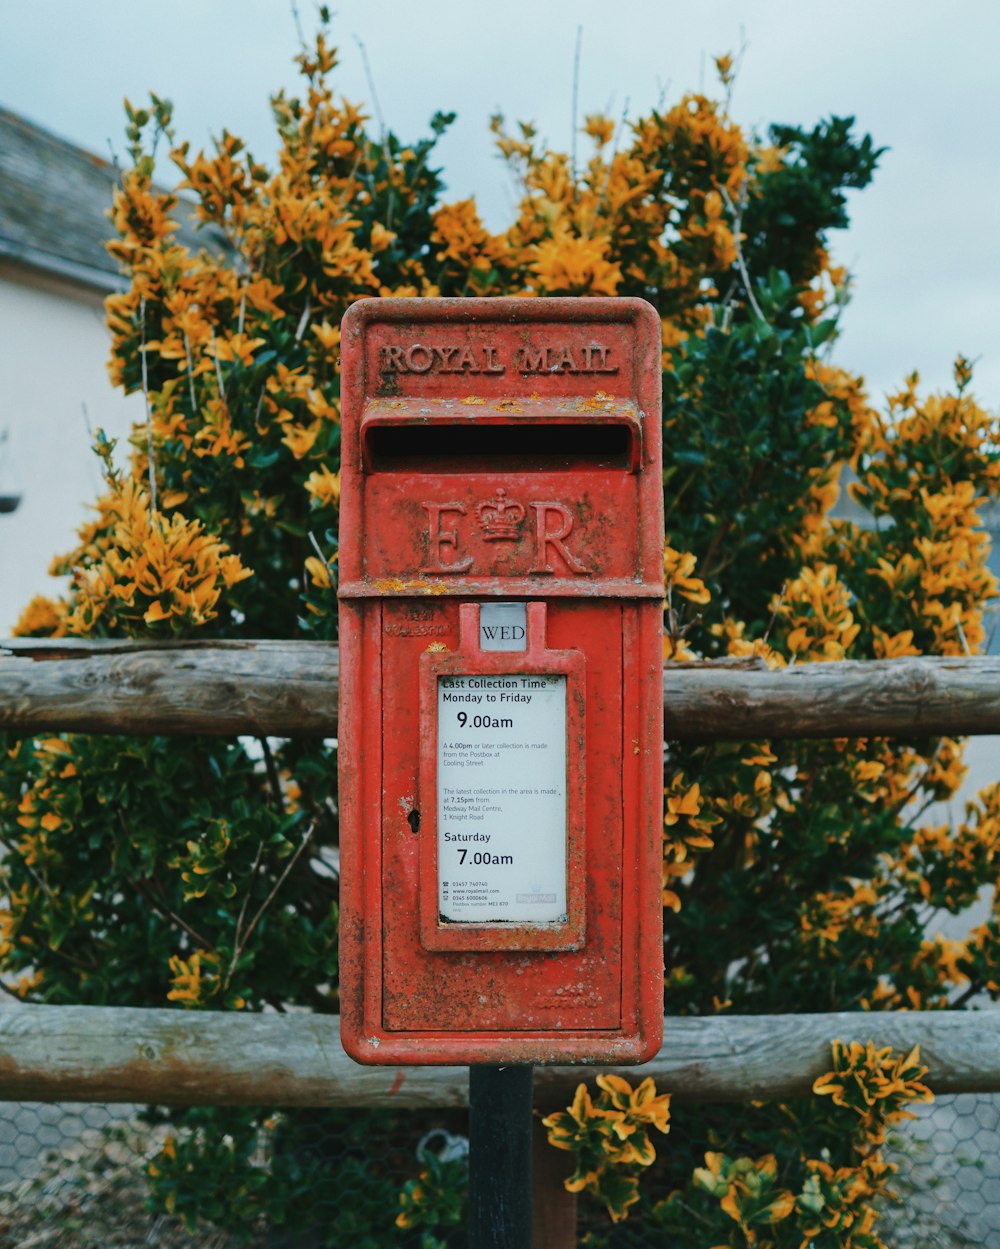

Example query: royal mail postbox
[338,297,663,1065]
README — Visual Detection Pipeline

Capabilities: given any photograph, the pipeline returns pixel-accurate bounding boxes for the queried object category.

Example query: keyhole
[407,809,421,834]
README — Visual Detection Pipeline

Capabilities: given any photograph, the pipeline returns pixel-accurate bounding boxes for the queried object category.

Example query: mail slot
[338,296,664,1064]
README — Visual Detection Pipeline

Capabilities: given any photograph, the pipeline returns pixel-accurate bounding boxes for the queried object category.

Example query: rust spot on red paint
[371,577,450,596]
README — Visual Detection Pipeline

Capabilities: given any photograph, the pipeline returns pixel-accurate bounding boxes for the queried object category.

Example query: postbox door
[379,598,624,1033]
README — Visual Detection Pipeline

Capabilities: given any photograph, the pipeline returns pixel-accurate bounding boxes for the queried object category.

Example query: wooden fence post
[531,1113,577,1249]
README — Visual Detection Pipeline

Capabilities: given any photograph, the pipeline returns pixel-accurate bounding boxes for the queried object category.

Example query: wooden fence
[3,639,999,740]
[0,1003,998,1107]
[1,638,999,1243]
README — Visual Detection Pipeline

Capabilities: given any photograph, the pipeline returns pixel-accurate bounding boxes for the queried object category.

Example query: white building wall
[0,263,140,636]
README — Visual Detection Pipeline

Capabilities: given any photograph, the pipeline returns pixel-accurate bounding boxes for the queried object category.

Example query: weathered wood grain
[531,1117,577,1248]
[663,654,1000,741]
[2,641,999,740]
[0,639,339,737]
[0,1006,996,1106]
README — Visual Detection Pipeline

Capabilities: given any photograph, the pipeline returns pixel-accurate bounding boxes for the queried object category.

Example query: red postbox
[338,297,663,1065]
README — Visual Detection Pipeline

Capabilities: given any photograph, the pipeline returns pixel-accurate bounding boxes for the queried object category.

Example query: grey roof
[0,107,220,293]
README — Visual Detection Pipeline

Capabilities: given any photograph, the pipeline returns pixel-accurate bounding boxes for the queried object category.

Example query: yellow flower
[595,1074,672,1135]
[167,950,208,1007]
[14,595,69,638]
[311,321,341,353]
[144,600,170,624]
[871,627,920,659]
[281,420,321,459]
[305,555,332,588]
[713,53,734,86]
[664,544,710,605]
[210,332,266,367]
[243,277,285,317]
[305,465,341,509]
[663,634,698,661]
[370,223,397,252]
[664,783,702,826]
[773,564,860,661]
[306,389,340,424]
[530,227,622,297]
[583,114,615,147]
[755,144,786,176]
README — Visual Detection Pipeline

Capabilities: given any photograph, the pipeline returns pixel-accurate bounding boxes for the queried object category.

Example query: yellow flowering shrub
[645,1043,931,1247]
[59,477,251,635]
[772,563,860,661]
[395,1150,466,1233]
[14,595,69,638]
[543,1076,671,1221]
[813,1041,932,1143]
[692,1152,796,1233]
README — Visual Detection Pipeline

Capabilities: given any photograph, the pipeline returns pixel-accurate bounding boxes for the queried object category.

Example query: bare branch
[570,25,583,184]
[720,183,767,324]
[353,35,386,147]
[230,819,318,967]
[138,297,159,512]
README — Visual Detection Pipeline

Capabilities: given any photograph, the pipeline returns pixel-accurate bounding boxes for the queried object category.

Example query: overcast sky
[2,0,999,408]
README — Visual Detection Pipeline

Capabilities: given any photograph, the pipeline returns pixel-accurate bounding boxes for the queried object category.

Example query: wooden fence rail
[0,1005,997,1107]
[3,640,999,741]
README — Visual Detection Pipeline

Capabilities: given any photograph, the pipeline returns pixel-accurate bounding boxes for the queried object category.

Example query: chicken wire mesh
[879,1093,1000,1249]
[0,1096,998,1247]
[0,1103,469,1248]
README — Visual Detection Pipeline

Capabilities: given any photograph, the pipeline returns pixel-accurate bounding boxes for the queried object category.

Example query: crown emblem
[476,487,525,541]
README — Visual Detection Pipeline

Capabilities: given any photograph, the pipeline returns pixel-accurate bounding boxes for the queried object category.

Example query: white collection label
[437,674,567,924]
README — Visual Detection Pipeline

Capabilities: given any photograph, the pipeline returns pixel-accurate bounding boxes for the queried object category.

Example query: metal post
[468,1064,534,1249]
